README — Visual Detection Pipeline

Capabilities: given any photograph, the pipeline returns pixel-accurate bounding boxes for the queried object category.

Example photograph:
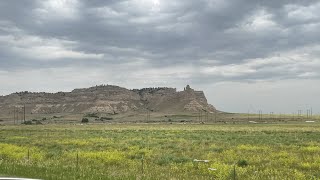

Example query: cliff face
[0,85,216,115]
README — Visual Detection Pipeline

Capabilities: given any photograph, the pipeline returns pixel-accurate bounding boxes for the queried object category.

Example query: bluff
[0,85,216,115]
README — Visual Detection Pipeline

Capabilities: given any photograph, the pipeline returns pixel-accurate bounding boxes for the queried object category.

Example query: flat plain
[0,120,320,180]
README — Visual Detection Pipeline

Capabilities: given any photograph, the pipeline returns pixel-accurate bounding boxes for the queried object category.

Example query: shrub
[237,159,248,167]
[100,117,113,121]
[81,118,89,123]
[155,154,191,165]
[85,113,99,118]
[22,120,33,125]
[35,120,43,125]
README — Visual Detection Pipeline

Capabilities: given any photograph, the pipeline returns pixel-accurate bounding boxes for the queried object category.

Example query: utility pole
[16,107,19,123]
[23,104,26,123]
[292,113,294,121]
[214,110,217,122]
[272,112,274,120]
[206,112,208,122]
[146,111,150,121]
[258,110,262,121]
[13,106,16,125]
[206,112,208,123]
[259,110,261,120]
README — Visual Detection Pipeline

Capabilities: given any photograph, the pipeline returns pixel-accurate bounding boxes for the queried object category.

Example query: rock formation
[0,85,216,115]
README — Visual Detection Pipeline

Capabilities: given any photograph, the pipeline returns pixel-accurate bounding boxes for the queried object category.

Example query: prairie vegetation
[0,123,319,179]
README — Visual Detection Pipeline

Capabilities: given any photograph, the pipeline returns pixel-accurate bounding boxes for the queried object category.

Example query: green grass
[0,123,320,179]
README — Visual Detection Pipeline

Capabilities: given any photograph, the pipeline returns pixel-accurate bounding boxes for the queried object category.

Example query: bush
[155,154,191,165]
[81,118,89,123]
[35,120,43,125]
[237,159,248,167]
[22,120,33,125]
[100,117,113,121]
[85,113,99,118]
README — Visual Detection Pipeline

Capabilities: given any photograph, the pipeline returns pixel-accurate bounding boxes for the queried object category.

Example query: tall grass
[0,123,319,179]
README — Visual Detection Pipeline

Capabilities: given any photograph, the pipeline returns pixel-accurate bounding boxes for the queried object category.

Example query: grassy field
[0,123,320,179]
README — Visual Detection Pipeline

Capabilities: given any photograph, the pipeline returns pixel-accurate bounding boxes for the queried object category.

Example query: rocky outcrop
[0,85,216,115]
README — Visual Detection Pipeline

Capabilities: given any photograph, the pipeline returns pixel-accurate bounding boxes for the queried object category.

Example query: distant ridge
[0,85,216,115]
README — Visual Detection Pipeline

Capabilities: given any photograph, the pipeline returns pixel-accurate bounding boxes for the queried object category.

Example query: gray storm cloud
[0,0,319,113]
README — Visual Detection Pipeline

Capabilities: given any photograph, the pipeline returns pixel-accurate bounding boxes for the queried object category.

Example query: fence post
[75,151,80,179]
[233,164,236,180]
[76,151,79,170]
[27,148,30,161]
[141,155,144,175]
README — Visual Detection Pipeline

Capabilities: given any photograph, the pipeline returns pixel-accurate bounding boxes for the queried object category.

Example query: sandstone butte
[0,85,216,115]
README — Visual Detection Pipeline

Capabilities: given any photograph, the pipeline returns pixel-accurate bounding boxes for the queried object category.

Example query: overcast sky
[0,0,319,113]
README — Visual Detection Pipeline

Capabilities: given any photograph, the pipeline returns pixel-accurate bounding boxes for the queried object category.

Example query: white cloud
[89,1,178,26]
[241,9,279,32]
[204,0,228,12]
[285,3,320,22]
[202,64,256,77]
[201,44,320,80]
[0,20,22,33]
[0,34,103,60]
[124,0,163,14]
[223,9,280,36]
[34,0,81,20]
[132,65,195,79]
[89,6,127,19]
[297,72,318,78]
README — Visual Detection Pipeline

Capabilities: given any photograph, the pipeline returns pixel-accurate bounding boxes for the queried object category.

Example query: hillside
[0,85,216,115]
